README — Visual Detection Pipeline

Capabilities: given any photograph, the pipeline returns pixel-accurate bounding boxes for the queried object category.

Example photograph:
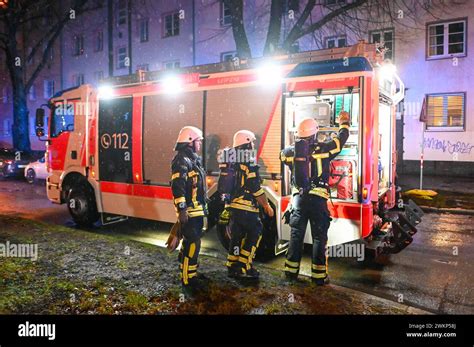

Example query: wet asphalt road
[0,177,472,314]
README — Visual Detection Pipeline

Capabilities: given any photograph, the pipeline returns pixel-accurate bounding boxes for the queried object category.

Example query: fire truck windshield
[50,102,75,138]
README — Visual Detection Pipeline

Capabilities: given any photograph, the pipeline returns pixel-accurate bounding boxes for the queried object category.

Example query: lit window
[426,93,465,130]
[427,19,466,59]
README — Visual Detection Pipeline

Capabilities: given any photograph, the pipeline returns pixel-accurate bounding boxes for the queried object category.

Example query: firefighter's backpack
[293,138,312,191]
[217,148,237,204]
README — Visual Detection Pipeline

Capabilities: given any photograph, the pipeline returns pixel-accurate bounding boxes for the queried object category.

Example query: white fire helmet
[296,117,319,138]
[176,126,203,145]
[233,130,256,148]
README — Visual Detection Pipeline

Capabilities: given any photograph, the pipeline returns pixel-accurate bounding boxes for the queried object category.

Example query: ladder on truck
[102,40,384,87]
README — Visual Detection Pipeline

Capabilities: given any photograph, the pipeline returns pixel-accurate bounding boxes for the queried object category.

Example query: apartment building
[0,0,472,174]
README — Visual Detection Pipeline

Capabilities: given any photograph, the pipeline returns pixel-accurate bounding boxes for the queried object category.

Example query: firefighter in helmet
[225,130,274,279]
[280,111,350,285]
[171,126,207,293]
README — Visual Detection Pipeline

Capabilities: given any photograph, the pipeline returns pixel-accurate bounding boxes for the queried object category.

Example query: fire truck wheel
[67,182,99,227]
[26,169,36,184]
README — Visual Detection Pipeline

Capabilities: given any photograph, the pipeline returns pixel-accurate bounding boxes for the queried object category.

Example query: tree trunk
[12,78,31,152]
[225,0,252,59]
[263,0,284,56]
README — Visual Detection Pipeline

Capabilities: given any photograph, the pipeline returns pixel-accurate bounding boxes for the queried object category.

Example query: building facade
[0,0,472,175]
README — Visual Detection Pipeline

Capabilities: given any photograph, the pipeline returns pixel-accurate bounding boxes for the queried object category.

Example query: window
[73,74,85,87]
[370,29,394,61]
[325,35,346,48]
[28,86,36,101]
[95,31,104,52]
[427,19,466,59]
[117,0,127,25]
[117,47,128,69]
[163,12,180,37]
[426,93,465,130]
[139,18,149,42]
[221,51,237,62]
[94,71,104,82]
[43,42,54,61]
[27,47,34,65]
[221,1,232,26]
[44,80,55,99]
[324,0,346,5]
[163,60,180,70]
[3,119,11,136]
[73,35,84,56]
[137,64,149,71]
[2,87,9,104]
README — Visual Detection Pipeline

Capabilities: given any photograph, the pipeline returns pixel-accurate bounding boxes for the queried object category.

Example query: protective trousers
[285,194,332,280]
[226,209,263,273]
[178,216,203,286]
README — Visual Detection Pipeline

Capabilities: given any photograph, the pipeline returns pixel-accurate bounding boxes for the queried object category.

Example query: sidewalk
[0,215,428,315]
[398,174,474,211]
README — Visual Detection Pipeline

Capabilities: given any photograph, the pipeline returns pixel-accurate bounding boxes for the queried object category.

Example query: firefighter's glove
[178,210,189,225]
[282,205,292,225]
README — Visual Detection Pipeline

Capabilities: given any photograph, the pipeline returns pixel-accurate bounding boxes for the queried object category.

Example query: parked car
[25,156,49,183]
[0,149,45,178]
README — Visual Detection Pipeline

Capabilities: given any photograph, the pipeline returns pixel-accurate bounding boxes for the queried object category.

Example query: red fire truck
[36,41,423,260]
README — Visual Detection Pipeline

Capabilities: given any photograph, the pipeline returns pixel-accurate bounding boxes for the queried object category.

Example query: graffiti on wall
[424,137,474,156]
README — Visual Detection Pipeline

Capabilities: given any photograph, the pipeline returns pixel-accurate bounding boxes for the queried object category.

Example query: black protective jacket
[280,122,350,199]
[171,147,207,217]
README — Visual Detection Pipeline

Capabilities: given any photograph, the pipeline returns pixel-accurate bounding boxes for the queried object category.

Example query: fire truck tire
[67,182,99,227]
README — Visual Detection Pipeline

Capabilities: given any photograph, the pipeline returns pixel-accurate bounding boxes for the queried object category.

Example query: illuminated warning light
[135,173,140,181]
[206,177,212,187]
[362,187,369,200]
[91,170,96,178]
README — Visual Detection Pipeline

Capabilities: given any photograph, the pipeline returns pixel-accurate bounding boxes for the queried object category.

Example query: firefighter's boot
[227,262,246,278]
[244,266,260,279]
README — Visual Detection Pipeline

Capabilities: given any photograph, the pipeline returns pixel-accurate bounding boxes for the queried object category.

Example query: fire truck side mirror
[35,108,45,127]
[35,108,46,139]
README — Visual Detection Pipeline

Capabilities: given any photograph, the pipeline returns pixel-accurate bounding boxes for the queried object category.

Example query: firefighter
[280,111,350,285]
[226,130,274,279]
[171,126,207,294]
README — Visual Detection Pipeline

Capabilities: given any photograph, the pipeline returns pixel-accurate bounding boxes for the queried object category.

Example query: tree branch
[263,0,283,55]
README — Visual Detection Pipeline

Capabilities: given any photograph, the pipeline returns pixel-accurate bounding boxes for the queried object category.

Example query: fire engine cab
[35,41,423,260]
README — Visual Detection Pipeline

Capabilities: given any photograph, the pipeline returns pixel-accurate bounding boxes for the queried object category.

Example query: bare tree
[0,0,98,152]
[222,0,450,59]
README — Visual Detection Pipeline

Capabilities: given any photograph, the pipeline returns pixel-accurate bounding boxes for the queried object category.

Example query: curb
[420,206,474,216]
